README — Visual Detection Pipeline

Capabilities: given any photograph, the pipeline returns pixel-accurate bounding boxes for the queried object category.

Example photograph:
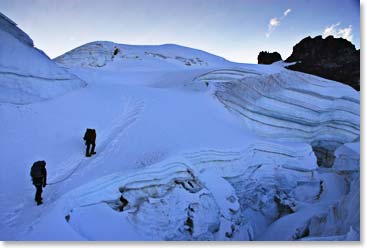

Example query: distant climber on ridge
[30,160,47,206]
[83,128,97,157]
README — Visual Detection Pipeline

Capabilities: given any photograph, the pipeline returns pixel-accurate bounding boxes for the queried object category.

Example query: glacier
[0,20,360,241]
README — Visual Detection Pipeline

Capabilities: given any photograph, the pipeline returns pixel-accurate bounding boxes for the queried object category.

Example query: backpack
[91,129,96,140]
[30,161,45,178]
[84,128,96,142]
[84,128,93,141]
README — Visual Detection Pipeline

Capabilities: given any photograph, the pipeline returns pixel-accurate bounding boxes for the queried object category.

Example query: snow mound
[54,41,229,70]
[192,68,359,146]
[0,14,86,104]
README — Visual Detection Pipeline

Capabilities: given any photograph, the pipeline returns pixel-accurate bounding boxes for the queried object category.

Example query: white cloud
[323,22,340,36]
[323,23,353,42]
[269,18,280,28]
[266,18,280,37]
[284,9,291,17]
[337,25,353,41]
[266,9,291,38]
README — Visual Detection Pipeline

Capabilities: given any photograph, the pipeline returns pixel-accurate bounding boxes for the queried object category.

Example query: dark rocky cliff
[257,51,282,64]
[285,35,360,91]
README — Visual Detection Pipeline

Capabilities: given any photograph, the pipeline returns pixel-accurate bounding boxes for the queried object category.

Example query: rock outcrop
[285,35,360,91]
[311,146,336,168]
[257,51,282,64]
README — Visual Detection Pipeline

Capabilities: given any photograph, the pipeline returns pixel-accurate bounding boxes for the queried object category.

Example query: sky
[0,0,360,63]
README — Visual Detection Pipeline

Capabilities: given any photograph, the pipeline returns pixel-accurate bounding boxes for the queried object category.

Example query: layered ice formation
[193,69,359,146]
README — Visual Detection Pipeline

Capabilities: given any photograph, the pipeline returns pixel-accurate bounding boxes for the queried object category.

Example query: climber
[30,160,47,206]
[83,128,97,157]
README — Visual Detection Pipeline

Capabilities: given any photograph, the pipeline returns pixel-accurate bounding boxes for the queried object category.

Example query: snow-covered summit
[0,13,86,104]
[54,41,229,69]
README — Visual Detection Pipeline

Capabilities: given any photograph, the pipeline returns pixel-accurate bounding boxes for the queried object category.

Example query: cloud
[338,25,353,41]
[270,17,280,27]
[266,9,291,38]
[284,9,291,17]
[266,18,280,37]
[323,23,353,42]
[323,22,340,36]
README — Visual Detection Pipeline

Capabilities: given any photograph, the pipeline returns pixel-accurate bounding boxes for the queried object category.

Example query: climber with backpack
[30,160,47,206]
[83,128,97,157]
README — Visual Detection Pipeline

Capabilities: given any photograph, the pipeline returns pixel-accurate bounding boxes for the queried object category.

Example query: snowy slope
[0,33,360,240]
[54,41,229,70]
[0,14,86,104]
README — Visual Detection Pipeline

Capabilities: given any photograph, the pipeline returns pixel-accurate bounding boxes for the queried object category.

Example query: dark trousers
[35,184,43,203]
[86,142,96,156]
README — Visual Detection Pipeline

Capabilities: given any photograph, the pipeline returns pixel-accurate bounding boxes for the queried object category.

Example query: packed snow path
[48,98,144,185]
[1,90,144,239]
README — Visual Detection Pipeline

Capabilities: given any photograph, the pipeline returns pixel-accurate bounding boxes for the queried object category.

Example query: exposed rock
[274,195,295,219]
[113,47,120,56]
[257,51,282,64]
[312,146,336,168]
[285,35,360,91]
[65,214,70,222]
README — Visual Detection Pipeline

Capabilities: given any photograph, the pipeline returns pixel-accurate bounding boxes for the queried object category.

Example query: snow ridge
[0,12,33,46]
[54,41,229,69]
[0,13,86,104]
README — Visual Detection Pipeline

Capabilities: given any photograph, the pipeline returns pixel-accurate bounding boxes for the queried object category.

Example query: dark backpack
[84,128,93,141]
[30,161,45,178]
[91,129,96,141]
